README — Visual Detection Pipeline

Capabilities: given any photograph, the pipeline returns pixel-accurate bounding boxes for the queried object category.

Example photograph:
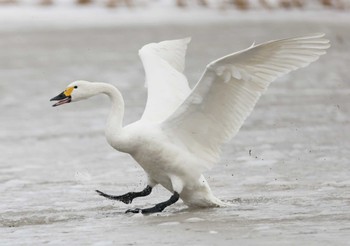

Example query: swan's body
[51,34,330,213]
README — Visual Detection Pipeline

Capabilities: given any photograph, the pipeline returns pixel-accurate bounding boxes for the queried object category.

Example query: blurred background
[0,0,349,10]
[1,0,349,30]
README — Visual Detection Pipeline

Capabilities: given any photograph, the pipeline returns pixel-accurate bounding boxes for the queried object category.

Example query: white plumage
[51,33,330,213]
[140,37,191,122]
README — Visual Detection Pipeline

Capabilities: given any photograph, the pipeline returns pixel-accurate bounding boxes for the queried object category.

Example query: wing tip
[138,37,192,55]
[302,33,331,50]
[294,32,328,41]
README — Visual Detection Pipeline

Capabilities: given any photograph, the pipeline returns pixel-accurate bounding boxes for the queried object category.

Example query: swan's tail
[181,175,232,208]
[208,194,231,207]
[183,193,230,208]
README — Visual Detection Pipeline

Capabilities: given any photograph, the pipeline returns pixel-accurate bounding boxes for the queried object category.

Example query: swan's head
[50,80,95,107]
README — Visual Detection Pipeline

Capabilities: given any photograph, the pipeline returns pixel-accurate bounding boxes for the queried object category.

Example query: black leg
[96,185,152,204]
[125,192,180,214]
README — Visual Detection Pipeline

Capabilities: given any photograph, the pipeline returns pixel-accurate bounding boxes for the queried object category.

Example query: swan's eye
[74,86,78,89]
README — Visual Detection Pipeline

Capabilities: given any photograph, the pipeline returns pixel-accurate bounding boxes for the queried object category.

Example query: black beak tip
[50,92,66,101]
[50,92,71,107]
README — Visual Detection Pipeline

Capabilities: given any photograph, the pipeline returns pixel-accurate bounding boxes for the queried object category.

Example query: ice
[158,221,181,226]
[185,217,205,223]
[1,6,350,246]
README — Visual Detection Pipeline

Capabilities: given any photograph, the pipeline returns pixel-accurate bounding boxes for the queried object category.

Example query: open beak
[50,92,71,107]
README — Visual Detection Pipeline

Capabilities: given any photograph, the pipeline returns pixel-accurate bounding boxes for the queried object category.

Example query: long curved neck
[93,82,126,149]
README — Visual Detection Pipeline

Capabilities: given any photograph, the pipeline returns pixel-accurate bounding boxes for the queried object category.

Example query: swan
[50,33,330,214]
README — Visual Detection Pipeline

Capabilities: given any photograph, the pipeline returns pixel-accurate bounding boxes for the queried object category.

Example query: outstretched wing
[139,38,192,123]
[162,33,330,170]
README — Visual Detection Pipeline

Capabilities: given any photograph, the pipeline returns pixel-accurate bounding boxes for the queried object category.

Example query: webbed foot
[96,190,134,204]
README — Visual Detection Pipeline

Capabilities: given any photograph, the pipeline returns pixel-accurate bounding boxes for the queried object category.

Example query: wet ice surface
[1,21,350,245]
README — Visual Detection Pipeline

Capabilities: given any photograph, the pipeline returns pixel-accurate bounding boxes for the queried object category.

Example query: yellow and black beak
[50,87,74,107]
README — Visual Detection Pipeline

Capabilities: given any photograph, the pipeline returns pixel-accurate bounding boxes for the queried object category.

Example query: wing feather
[140,38,192,122]
[162,33,330,170]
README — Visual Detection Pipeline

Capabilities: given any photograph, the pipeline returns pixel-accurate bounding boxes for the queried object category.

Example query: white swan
[50,33,330,214]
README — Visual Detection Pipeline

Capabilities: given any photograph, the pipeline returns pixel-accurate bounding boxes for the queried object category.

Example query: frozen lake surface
[1,19,350,245]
